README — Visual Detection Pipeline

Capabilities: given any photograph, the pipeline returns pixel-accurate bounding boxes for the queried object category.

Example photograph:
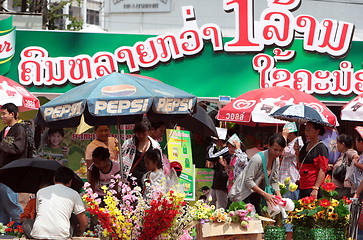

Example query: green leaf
[228,201,247,212]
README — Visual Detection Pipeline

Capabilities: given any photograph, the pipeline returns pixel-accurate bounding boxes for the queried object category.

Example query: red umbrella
[341,94,363,121]
[216,87,338,126]
[0,75,40,111]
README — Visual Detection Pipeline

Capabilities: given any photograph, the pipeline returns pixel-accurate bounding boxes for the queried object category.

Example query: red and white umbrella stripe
[217,87,338,127]
[0,76,40,111]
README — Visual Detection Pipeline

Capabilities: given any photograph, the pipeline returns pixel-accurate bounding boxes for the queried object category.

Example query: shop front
[0,0,361,191]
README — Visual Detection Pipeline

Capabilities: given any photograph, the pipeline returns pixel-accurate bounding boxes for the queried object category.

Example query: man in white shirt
[31,167,88,240]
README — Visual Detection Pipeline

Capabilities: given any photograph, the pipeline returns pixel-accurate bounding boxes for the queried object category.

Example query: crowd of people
[203,122,363,240]
[1,102,363,239]
[0,106,173,239]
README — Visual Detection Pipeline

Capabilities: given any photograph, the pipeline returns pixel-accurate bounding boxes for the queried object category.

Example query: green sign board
[2,29,361,102]
[166,129,195,200]
[0,1,362,102]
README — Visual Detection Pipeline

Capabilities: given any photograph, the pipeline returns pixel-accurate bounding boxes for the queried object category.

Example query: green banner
[0,16,15,75]
[166,129,195,200]
[1,29,363,102]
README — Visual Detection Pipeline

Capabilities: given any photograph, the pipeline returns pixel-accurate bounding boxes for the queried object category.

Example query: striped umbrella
[270,104,335,127]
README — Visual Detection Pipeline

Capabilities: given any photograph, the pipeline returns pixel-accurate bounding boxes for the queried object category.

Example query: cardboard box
[197,220,263,240]
[0,238,100,240]
[72,238,100,240]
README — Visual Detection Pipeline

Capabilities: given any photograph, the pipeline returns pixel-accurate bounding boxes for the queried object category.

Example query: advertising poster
[195,168,214,201]
[38,124,135,173]
[166,129,195,200]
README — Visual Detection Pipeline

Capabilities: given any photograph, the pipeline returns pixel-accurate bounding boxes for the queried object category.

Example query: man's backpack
[18,120,36,158]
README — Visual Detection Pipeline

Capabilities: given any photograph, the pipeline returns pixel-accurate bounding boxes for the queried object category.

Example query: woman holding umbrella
[295,122,329,199]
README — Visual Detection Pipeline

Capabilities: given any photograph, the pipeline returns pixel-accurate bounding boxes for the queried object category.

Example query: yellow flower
[327,206,334,213]
[289,183,298,192]
[284,177,291,185]
[331,199,339,207]
[328,213,339,221]
[316,211,324,219]
[286,216,293,223]
[279,182,286,189]
[295,207,304,212]
[307,203,315,209]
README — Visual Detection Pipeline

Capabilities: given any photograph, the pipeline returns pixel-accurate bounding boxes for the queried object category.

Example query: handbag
[332,154,347,183]
[258,152,275,196]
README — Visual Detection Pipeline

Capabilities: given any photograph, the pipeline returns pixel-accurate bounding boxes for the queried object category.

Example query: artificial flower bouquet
[190,200,231,224]
[287,178,351,239]
[82,175,194,240]
[0,221,24,238]
[278,177,298,197]
[191,200,264,239]
[190,200,255,227]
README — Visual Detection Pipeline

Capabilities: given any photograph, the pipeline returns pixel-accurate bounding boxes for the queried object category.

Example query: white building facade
[102,0,363,40]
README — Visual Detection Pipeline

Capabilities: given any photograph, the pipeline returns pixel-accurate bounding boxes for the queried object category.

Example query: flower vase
[293,226,313,240]
[264,226,286,240]
[311,228,346,240]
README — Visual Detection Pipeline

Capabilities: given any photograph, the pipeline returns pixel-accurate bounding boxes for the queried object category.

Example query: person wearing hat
[170,161,182,177]
[206,128,231,209]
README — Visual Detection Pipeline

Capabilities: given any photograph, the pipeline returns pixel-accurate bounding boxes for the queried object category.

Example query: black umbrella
[169,105,218,138]
[0,158,84,193]
[269,104,335,127]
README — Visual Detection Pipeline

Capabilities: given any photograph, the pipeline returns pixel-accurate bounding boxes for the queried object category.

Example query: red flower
[301,196,315,204]
[342,196,353,205]
[139,192,184,240]
[6,221,14,227]
[319,199,331,207]
[321,182,336,192]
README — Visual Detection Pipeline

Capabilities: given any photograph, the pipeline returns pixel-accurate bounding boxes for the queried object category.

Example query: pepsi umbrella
[270,104,335,127]
[0,158,84,193]
[35,73,197,128]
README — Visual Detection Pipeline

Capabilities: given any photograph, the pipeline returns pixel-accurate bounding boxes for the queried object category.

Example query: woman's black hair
[337,134,353,149]
[150,121,165,130]
[134,121,151,133]
[268,133,286,148]
[307,121,326,136]
[144,149,162,169]
[91,147,111,183]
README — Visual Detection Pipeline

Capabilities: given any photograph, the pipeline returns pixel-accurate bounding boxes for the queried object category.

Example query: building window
[87,9,99,25]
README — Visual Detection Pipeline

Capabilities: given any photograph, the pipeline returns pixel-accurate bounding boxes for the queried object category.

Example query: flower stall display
[192,200,264,239]
[287,179,351,240]
[82,175,194,240]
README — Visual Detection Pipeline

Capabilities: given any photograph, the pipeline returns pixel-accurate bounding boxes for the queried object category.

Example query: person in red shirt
[295,122,329,199]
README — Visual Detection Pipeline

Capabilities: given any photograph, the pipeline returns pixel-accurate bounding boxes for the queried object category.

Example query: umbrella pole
[163,123,178,151]
[117,117,124,182]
